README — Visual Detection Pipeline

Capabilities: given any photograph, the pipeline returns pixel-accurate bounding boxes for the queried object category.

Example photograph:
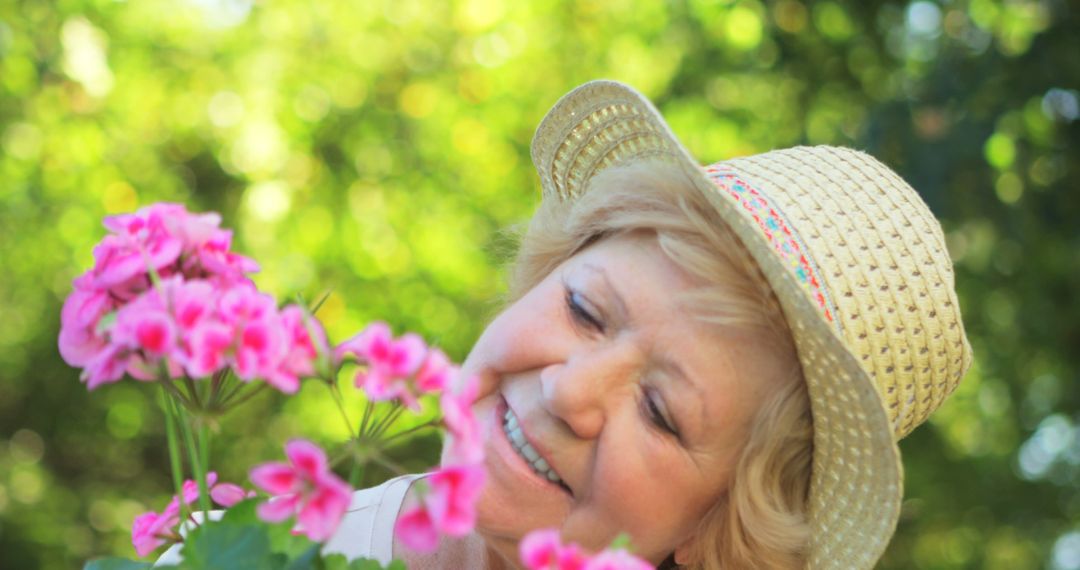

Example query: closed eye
[564,285,605,333]
[643,388,681,440]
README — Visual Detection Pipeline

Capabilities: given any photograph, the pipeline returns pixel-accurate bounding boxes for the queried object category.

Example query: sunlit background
[0,0,1077,568]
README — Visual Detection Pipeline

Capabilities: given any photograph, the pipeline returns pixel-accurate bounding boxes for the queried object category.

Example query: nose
[539,342,641,440]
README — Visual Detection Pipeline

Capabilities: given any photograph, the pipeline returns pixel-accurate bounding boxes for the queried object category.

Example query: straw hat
[529,80,973,569]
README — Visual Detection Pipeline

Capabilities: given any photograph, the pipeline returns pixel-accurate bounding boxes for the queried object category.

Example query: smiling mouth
[502,407,572,494]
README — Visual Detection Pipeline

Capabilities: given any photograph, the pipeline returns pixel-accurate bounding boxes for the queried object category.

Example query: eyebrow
[580,263,629,321]
[583,262,708,438]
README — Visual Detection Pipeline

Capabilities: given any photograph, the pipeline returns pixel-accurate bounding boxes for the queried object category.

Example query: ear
[673,535,697,566]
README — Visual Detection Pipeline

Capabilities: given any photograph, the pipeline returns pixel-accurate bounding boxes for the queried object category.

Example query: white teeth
[502,407,564,487]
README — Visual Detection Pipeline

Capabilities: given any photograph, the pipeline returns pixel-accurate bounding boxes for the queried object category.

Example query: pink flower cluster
[334,321,456,410]
[82,203,492,561]
[250,439,353,542]
[59,203,329,392]
[520,530,654,570]
[131,472,252,557]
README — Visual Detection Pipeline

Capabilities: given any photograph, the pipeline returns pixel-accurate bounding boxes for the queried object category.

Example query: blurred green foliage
[0,0,1077,568]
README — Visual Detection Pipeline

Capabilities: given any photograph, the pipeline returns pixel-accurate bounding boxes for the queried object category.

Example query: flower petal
[210,483,250,507]
[250,463,299,495]
[295,477,352,541]
[257,495,299,522]
[519,529,564,569]
[284,439,328,480]
[583,549,653,570]
[428,464,486,536]
[394,504,439,553]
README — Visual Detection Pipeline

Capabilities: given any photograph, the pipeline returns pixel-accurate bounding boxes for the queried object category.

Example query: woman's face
[453,232,789,566]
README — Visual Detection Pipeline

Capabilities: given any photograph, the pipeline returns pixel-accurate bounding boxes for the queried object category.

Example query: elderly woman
[317,80,973,570]
[161,80,972,569]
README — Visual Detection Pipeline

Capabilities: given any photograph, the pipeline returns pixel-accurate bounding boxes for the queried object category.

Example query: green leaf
[218,498,260,525]
[95,311,117,335]
[264,516,321,559]
[217,498,318,561]
[284,544,321,570]
[83,559,154,570]
[609,532,634,551]
[182,523,276,570]
[318,555,388,570]
[348,558,392,570]
[320,554,350,570]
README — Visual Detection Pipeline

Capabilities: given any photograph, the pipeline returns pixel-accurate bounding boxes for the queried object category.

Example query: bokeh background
[1,0,1077,568]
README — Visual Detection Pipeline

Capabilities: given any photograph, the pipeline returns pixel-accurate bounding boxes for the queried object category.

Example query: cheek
[462,289,567,397]
[574,433,718,555]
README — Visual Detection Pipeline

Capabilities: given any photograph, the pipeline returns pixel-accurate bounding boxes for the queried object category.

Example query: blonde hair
[508,161,814,569]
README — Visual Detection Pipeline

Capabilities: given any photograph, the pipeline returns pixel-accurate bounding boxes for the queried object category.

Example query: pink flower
[93,204,186,289]
[81,343,132,390]
[392,464,486,553]
[189,228,260,285]
[170,279,216,331]
[210,482,255,507]
[59,203,278,388]
[416,348,455,393]
[395,503,439,553]
[179,471,218,506]
[426,464,486,536]
[131,510,178,557]
[336,322,427,407]
[441,374,484,464]
[58,287,114,368]
[519,529,654,570]
[130,472,248,558]
[111,290,176,359]
[184,320,233,378]
[219,285,285,381]
[519,529,588,570]
[249,439,353,542]
[265,306,330,393]
[163,209,222,250]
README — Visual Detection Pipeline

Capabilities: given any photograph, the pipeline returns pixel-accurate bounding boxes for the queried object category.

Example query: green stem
[207,370,224,408]
[161,387,190,522]
[176,400,212,514]
[328,383,356,438]
[183,375,202,410]
[216,375,251,408]
[366,404,395,439]
[221,383,268,412]
[381,419,440,445]
[198,421,210,488]
[370,451,410,477]
[308,290,332,314]
[358,397,375,439]
[348,459,363,488]
[371,404,406,439]
[160,378,195,410]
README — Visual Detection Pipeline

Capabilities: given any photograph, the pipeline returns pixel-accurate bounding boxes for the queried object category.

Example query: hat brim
[530,80,901,569]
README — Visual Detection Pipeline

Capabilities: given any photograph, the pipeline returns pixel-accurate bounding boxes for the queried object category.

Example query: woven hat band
[703,165,842,334]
